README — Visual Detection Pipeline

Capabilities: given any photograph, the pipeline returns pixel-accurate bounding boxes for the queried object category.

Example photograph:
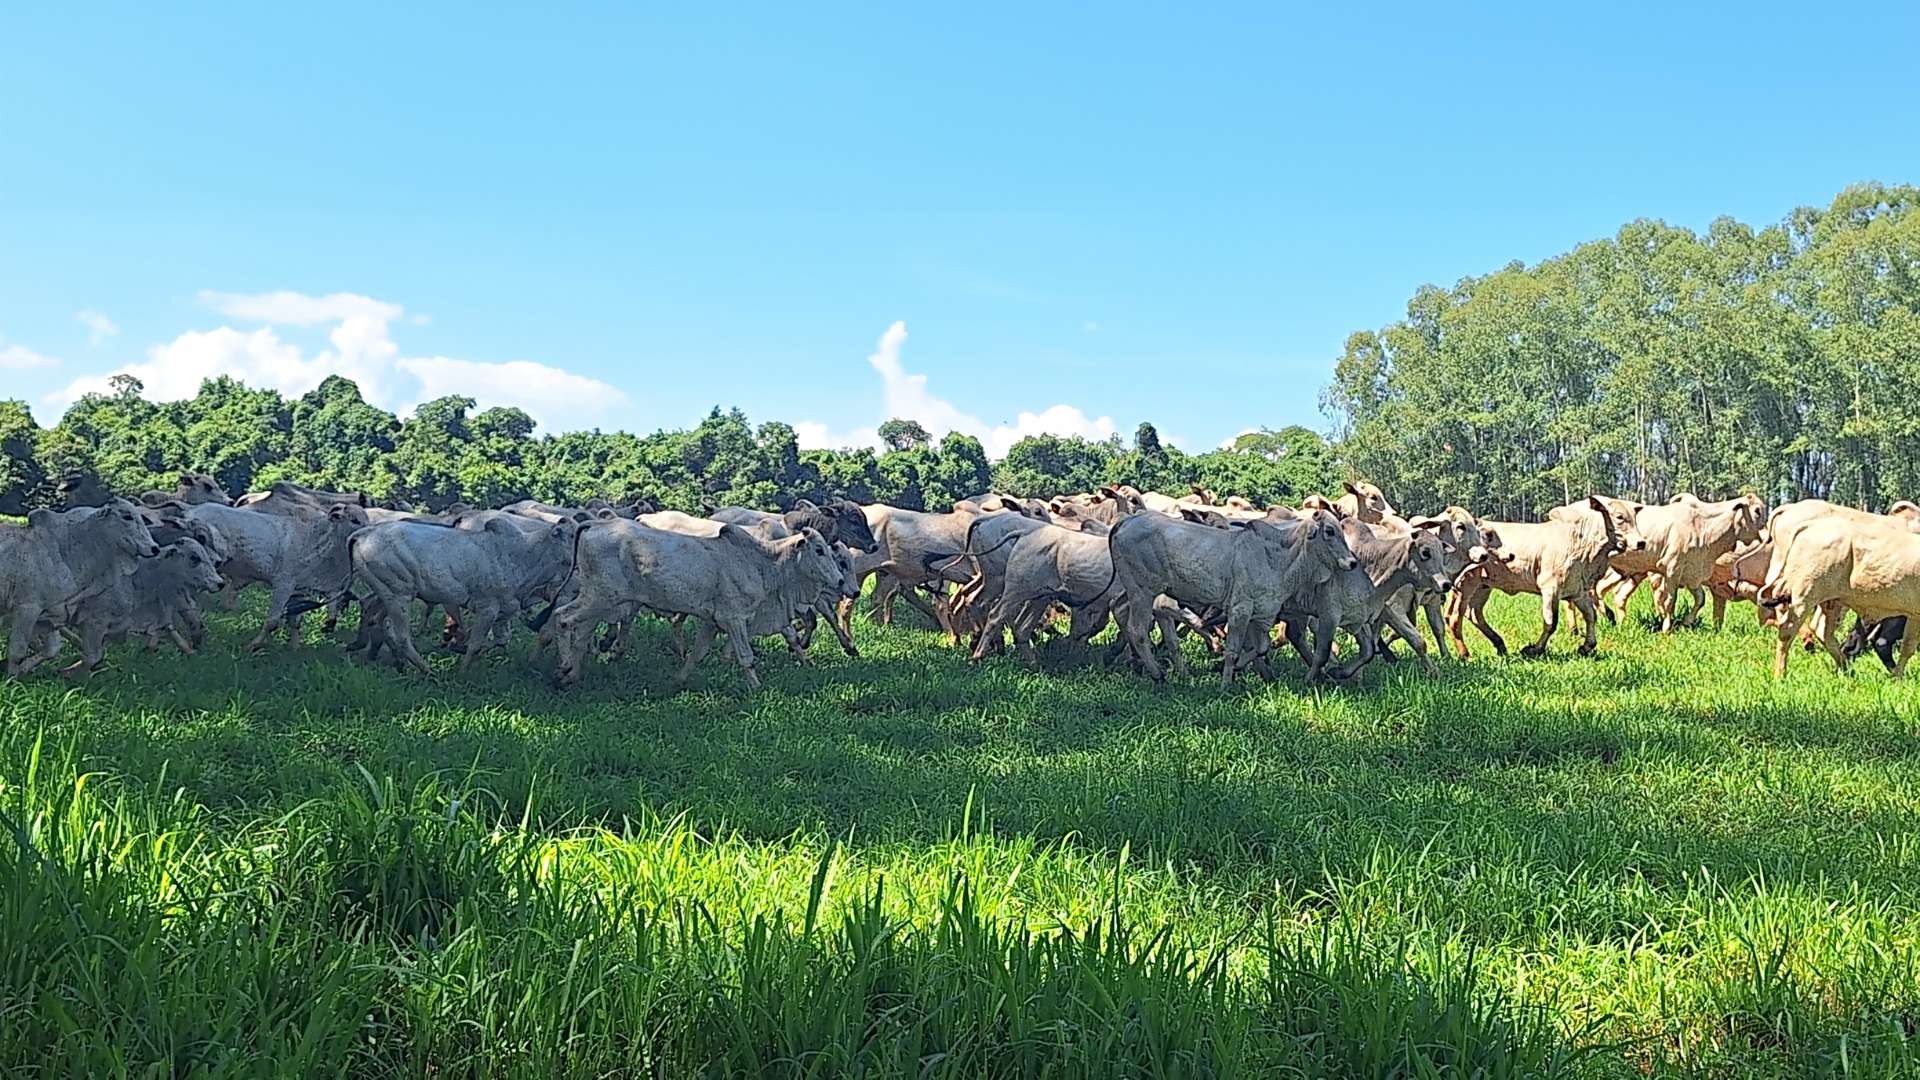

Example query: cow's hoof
[1519,645,1545,659]
[1576,643,1597,657]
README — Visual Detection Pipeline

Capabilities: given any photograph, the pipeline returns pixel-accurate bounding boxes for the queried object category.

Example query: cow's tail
[1033,513,1129,610]
[1755,524,1801,609]
[920,516,1019,575]
[283,532,362,618]
[527,520,594,631]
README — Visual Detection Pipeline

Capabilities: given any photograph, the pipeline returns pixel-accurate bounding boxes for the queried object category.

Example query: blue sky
[3,3,1915,454]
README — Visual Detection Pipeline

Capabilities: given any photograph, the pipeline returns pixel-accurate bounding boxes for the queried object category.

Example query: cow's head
[160,539,225,594]
[824,499,879,553]
[177,472,231,505]
[1408,520,1454,593]
[1341,480,1396,522]
[1305,508,1360,571]
[1301,494,1341,517]
[1596,496,1646,552]
[97,497,162,559]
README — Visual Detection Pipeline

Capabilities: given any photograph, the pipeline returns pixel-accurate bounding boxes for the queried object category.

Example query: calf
[1761,516,1920,677]
[1447,496,1639,659]
[347,516,578,673]
[547,522,847,689]
[1108,509,1357,686]
[183,501,368,648]
[2,499,159,676]
[60,539,224,674]
[140,472,234,507]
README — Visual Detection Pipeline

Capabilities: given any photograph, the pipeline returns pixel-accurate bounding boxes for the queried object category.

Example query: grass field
[4,590,1919,1077]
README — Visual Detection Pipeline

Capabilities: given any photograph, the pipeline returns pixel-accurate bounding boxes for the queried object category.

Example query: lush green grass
[3,592,1919,1076]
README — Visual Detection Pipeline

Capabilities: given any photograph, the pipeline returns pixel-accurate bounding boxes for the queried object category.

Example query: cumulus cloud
[198,290,403,326]
[75,310,119,345]
[397,356,629,431]
[49,290,626,434]
[1,343,61,370]
[797,321,1117,458]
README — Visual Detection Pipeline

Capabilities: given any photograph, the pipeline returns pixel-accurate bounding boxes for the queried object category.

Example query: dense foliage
[1325,183,1920,518]
[0,376,1339,514]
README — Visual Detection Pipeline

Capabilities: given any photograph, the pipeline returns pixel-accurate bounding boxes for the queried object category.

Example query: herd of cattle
[6,472,1920,687]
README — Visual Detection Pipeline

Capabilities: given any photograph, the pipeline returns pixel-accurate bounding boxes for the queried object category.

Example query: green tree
[877,418,931,453]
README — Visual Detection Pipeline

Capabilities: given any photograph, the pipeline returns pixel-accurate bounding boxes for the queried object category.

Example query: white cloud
[398,356,627,432]
[797,321,1118,458]
[48,289,625,434]
[1,343,62,370]
[792,420,882,453]
[198,289,402,326]
[75,310,119,345]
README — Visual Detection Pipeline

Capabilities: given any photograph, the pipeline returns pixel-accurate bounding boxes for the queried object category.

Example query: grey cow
[547,521,848,689]
[2,499,159,677]
[347,515,580,673]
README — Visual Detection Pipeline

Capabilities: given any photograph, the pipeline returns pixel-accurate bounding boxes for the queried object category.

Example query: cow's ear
[163,545,181,559]
[1587,495,1607,512]
[1412,518,1443,531]
[1343,480,1361,496]
[1633,503,1646,514]
[179,472,196,486]
[329,505,349,522]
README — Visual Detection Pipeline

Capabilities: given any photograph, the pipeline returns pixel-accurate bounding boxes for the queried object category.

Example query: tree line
[5,183,1912,520]
[0,373,1342,516]
[1324,182,1920,519]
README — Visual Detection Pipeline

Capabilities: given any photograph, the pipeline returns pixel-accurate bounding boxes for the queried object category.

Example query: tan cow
[1333,481,1395,523]
[1705,541,1772,628]
[1597,494,1765,630]
[1761,516,1920,677]
[1447,496,1641,659]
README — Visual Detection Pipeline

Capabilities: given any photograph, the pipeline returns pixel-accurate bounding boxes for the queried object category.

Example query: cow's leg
[721,620,761,690]
[385,597,433,676]
[247,582,296,650]
[970,596,1015,663]
[782,622,811,664]
[1891,621,1920,678]
[1773,603,1809,678]
[1122,594,1165,681]
[1421,598,1450,663]
[672,620,716,688]
[1444,589,1473,660]
[457,603,502,671]
[815,600,859,658]
[1521,586,1561,658]
[1815,606,1851,673]
[1157,610,1193,677]
[321,593,346,635]
[218,581,240,611]
[59,622,110,677]
[1711,592,1728,630]
[1463,587,1507,657]
[168,625,195,655]
[793,610,817,650]
[1653,575,1678,634]
[1571,593,1600,656]
[1384,604,1437,677]
[1218,616,1244,689]
[1595,570,1625,623]
[180,605,206,650]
